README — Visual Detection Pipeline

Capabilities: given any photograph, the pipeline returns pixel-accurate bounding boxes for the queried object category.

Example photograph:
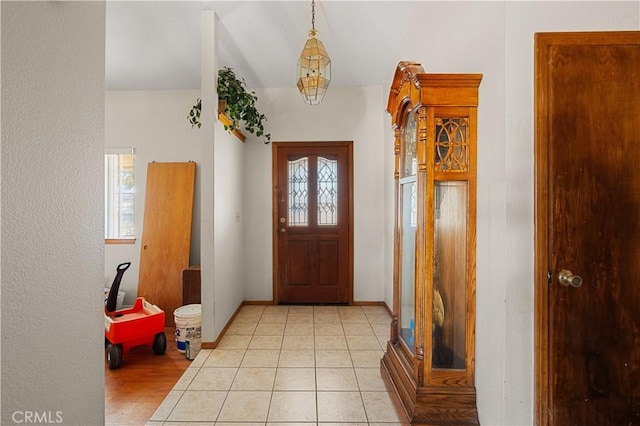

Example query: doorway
[272,141,353,304]
[534,31,640,425]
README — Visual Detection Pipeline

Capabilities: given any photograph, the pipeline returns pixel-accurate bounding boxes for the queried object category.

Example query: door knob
[558,269,583,287]
[279,228,287,233]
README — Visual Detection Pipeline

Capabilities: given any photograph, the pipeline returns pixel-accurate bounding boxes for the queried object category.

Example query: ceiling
[105,1,418,91]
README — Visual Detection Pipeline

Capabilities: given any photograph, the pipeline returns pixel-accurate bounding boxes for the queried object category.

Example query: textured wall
[1,2,105,424]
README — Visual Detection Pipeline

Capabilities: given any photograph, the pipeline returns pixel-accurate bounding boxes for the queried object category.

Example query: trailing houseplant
[188,66,271,144]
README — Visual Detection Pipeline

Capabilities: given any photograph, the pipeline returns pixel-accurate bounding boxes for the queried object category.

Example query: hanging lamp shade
[297,1,331,105]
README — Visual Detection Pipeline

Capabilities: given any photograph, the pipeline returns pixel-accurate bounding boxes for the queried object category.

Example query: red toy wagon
[104,262,167,369]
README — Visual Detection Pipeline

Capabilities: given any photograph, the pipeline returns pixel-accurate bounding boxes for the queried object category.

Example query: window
[105,148,135,243]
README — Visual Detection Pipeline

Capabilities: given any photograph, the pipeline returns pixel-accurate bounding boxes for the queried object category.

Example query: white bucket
[174,304,201,353]
[185,329,202,361]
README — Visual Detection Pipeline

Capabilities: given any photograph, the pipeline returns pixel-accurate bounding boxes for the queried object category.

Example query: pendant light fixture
[296,0,331,105]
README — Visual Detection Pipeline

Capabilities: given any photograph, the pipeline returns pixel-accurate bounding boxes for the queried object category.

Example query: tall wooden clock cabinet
[381,62,482,425]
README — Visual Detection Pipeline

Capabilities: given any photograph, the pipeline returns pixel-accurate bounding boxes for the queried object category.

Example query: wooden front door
[535,31,640,425]
[273,142,353,304]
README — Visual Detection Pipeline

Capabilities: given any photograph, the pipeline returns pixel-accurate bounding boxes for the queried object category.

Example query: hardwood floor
[105,327,191,425]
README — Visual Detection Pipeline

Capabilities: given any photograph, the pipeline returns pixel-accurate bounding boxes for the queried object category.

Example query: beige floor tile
[162,422,215,426]
[288,305,314,314]
[273,367,315,390]
[263,305,289,314]
[347,335,383,350]
[361,391,404,423]
[217,334,251,350]
[214,423,264,426]
[239,305,266,314]
[365,313,393,324]
[338,305,364,313]
[214,422,264,426]
[315,349,353,367]
[259,313,288,324]
[313,305,338,313]
[217,391,271,422]
[188,349,212,368]
[342,323,375,336]
[315,334,348,350]
[267,391,317,422]
[286,313,314,324]
[313,313,341,323]
[267,423,317,426]
[233,311,263,324]
[349,349,384,368]
[376,335,389,349]
[226,322,257,335]
[254,322,285,336]
[361,305,389,315]
[355,367,387,391]
[203,349,246,368]
[316,367,359,391]
[166,390,226,422]
[372,323,391,337]
[321,424,368,426]
[282,334,315,350]
[240,349,280,367]
[285,323,314,336]
[339,313,369,324]
[278,349,315,367]
[317,391,367,423]
[248,335,283,350]
[171,367,199,390]
[187,367,237,391]
[231,367,276,390]
[314,323,344,335]
[149,390,183,421]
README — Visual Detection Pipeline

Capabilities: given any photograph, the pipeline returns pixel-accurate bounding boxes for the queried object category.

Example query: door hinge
[547,269,553,284]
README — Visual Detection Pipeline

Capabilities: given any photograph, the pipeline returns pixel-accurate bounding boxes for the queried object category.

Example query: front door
[273,142,353,304]
[535,31,640,425]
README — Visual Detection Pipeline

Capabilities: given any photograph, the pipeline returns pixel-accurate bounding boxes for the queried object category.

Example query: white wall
[243,86,388,302]
[105,90,202,306]
[213,128,245,337]
[1,2,105,424]
[386,2,640,425]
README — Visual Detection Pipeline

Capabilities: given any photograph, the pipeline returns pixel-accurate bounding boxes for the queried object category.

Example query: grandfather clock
[381,61,482,425]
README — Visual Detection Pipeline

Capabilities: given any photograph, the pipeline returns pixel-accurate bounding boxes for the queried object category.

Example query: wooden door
[138,162,196,325]
[273,142,353,304]
[535,32,640,425]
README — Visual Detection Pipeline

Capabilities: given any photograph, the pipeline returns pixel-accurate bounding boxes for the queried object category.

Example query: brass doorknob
[558,270,583,287]
[279,228,287,233]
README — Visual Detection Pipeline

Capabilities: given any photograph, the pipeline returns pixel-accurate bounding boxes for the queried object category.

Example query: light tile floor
[148,304,405,425]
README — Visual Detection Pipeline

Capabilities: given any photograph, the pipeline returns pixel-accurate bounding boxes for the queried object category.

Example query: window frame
[104,147,136,244]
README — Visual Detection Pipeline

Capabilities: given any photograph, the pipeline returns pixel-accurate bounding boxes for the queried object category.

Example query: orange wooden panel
[138,162,196,326]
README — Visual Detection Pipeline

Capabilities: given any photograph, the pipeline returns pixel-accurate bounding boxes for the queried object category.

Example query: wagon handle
[117,262,131,272]
[105,262,132,313]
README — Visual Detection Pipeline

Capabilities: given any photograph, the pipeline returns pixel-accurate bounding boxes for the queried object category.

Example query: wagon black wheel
[106,343,123,369]
[153,332,167,355]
